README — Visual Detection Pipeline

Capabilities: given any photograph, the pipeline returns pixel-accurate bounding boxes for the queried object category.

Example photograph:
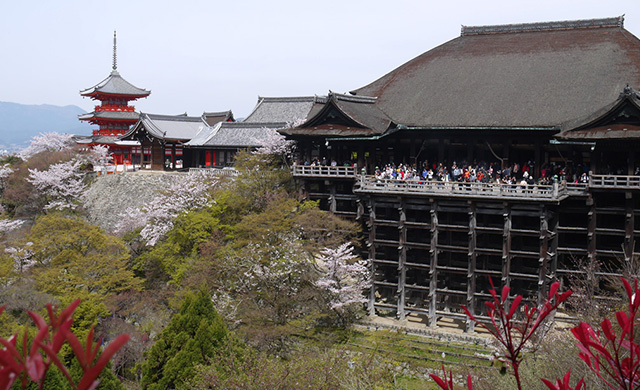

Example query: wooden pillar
[502,204,512,290]
[438,138,445,165]
[466,202,477,333]
[625,192,634,262]
[502,141,510,170]
[398,199,407,320]
[534,139,542,179]
[429,200,439,327]
[629,150,635,176]
[548,210,559,283]
[538,207,549,304]
[329,183,337,213]
[587,196,596,262]
[367,199,376,317]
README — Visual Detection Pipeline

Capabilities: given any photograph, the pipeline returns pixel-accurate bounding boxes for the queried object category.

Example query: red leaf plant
[429,365,472,390]
[541,371,585,390]
[430,279,572,390]
[0,299,129,390]
[570,277,640,389]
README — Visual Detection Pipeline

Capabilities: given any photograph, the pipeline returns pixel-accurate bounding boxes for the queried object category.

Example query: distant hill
[0,101,94,152]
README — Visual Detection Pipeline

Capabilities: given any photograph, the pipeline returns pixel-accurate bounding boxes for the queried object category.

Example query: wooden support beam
[538,207,549,304]
[466,202,477,333]
[368,199,376,317]
[429,200,439,328]
[329,183,337,214]
[549,210,559,283]
[502,204,512,290]
[397,198,407,321]
[587,197,597,262]
[625,192,634,262]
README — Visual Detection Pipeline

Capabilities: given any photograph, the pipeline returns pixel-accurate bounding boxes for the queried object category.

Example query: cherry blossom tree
[5,242,34,273]
[253,127,296,157]
[76,145,112,169]
[115,173,216,246]
[314,242,371,323]
[27,159,86,211]
[19,132,75,159]
[0,218,25,234]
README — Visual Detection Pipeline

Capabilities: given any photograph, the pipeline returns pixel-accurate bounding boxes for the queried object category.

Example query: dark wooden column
[466,201,477,333]
[429,199,439,327]
[367,200,377,316]
[625,192,634,262]
[502,204,512,289]
[398,199,407,320]
[587,196,597,262]
[538,207,550,304]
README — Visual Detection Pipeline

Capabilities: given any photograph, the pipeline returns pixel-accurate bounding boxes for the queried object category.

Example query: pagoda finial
[112,30,117,71]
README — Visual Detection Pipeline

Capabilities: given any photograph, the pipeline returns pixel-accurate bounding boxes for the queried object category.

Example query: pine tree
[140,289,227,390]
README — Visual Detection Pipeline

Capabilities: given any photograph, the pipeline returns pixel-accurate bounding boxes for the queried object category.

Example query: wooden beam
[429,201,439,327]
[466,202,477,333]
[398,198,407,320]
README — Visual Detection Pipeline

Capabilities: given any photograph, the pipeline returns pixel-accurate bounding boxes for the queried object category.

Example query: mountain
[0,101,94,152]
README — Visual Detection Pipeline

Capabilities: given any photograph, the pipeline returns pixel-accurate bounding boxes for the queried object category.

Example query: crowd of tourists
[373,161,590,185]
[301,158,592,185]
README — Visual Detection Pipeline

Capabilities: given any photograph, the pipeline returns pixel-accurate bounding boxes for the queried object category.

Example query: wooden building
[287,16,640,330]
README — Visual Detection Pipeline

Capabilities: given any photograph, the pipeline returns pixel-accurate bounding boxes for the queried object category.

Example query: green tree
[140,289,228,390]
[27,214,141,331]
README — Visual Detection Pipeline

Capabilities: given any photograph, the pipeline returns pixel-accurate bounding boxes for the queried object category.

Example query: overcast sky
[1,0,639,123]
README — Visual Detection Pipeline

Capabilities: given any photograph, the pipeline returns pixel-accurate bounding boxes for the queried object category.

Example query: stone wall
[82,171,184,232]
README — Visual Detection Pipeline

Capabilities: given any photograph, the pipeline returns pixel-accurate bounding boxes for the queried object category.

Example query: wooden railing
[291,164,358,178]
[590,174,640,189]
[355,176,571,200]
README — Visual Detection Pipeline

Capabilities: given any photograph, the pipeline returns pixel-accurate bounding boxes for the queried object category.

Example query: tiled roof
[186,122,286,148]
[352,16,640,129]
[202,110,234,126]
[121,113,208,141]
[243,96,320,123]
[80,70,150,98]
[78,111,140,121]
[282,92,392,136]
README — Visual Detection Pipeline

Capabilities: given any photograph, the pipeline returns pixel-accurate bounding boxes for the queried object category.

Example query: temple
[79,31,150,168]
[285,16,640,330]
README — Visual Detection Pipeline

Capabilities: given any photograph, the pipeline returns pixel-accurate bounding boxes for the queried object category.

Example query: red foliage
[0,300,129,390]
[569,278,640,389]
[431,279,572,390]
[541,371,585,390]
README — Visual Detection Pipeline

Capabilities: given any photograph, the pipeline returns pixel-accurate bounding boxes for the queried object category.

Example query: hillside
[0,101,93,151]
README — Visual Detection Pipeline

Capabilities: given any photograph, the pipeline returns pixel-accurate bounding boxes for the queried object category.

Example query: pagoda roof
[186,122,282,148]
[281,92,392,137]
[351,16,640,129]
[202,110,235,126]
[243,96,320,123]
[80,70,150,99]
[121,113,207,142]
[78,110,140,122]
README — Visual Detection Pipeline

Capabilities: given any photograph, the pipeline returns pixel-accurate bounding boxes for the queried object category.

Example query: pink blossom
[20,132,75,159]
[27,159,86,210]
[315,243,371,311]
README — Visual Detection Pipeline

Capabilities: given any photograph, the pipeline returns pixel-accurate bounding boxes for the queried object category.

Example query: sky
[1,0,639,126]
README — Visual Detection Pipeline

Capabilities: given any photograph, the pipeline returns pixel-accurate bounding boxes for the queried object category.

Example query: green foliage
[140,289,228,390]
[186,345,398,389]
[27,214,141,333]
[138,208,220,283]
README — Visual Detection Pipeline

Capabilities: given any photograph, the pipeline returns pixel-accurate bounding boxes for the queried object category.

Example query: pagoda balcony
[354,176,580,201]
[589,174,640,189]
[291,164,358,178]
[94,105,136,112]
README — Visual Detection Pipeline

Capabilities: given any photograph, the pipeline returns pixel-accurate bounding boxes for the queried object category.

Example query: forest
[0,132,638,389]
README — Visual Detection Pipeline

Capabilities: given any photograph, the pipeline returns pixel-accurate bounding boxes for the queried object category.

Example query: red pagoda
[79,31,150,168]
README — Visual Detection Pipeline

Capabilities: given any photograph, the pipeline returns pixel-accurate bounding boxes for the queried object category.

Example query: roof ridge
[257,96,317,102]
[461,15,624,36]
[143,113,203,122]
[223,121,288,128]
[331,92,377,104]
